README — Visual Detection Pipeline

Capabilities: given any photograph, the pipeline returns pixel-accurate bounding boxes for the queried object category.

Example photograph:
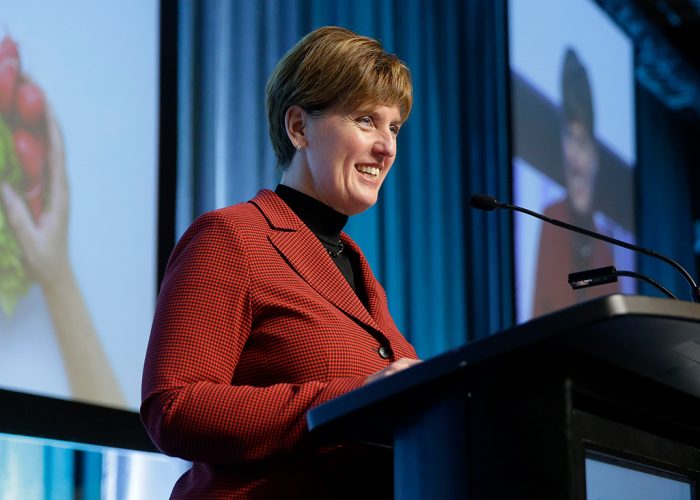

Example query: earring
[295,143,303,151]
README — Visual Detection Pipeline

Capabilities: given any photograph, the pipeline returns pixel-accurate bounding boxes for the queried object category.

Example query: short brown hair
[266,26,413,167]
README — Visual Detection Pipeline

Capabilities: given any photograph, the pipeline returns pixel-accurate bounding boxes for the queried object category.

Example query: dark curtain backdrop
[174,0,513,359]
[636,84,698,300]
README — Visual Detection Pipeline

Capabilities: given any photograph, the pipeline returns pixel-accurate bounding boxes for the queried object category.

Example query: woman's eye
[390,125,400,136]
[358,116,373,127]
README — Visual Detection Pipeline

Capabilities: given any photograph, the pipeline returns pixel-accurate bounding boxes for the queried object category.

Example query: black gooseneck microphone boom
[469,193,700,303]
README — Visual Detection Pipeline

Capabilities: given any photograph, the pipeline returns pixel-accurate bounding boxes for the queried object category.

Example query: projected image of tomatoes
[0,33,51,316]
[0,35,48,223]
[16,81,45,128]
[13,128,46,220]
[0,36,19,114]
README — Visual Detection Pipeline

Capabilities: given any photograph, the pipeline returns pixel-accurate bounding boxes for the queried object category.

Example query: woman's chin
[344,192,379,215]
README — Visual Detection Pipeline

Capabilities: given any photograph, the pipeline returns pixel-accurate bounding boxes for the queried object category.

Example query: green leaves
[0,116,31,316]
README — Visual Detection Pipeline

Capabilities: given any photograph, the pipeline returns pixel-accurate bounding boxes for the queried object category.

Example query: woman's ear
[285,105,307,150]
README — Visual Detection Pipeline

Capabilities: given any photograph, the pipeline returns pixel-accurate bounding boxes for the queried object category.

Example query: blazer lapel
[341,235,393,335]
[251,190,382,334]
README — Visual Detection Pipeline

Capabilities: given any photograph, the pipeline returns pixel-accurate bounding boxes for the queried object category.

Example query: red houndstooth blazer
[141,189,417,499]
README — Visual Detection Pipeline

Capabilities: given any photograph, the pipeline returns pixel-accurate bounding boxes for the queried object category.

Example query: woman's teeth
[356,165,380,177]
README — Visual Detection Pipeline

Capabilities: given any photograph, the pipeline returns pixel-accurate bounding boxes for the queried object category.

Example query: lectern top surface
[308,295,700,432]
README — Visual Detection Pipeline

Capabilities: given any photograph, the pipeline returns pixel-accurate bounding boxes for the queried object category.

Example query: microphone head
[470,193,499,211]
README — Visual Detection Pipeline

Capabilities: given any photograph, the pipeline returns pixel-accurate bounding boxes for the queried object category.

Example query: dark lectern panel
[307,295,700,500]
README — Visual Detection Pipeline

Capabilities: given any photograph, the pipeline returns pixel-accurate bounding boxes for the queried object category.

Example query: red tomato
[0,36,19,60]
[13,128,46,183]
[0,37,19,114]
[16,82,45,127]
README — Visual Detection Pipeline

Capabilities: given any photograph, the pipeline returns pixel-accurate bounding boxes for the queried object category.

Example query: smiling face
[562,120,599,215]
[281,104,402,216]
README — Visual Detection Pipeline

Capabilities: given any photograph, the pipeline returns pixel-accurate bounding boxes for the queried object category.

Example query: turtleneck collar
[274,184,348,241]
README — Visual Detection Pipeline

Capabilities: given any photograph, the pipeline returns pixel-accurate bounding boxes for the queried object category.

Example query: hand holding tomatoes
[0,34,69,296]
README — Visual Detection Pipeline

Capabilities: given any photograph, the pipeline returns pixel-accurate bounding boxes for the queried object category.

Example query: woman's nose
[373,130,396,158]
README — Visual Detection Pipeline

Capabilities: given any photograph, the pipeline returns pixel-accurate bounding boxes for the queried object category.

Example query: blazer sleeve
[140,211,367,465]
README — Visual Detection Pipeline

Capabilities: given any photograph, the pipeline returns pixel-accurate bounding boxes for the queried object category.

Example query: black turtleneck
[275,184,367,305]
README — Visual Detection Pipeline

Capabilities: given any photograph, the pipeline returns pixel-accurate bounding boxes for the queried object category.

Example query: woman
[141,26,420,499]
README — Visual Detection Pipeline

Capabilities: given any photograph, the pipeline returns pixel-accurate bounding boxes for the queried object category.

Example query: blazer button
[378,345,392,359]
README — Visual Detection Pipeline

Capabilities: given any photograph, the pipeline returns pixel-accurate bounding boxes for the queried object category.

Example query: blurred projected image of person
[532,47,619,317]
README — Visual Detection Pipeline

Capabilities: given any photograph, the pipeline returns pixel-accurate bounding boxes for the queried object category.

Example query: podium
[307,295,700,499]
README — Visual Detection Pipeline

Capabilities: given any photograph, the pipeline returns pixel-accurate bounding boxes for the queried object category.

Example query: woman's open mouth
[355,164,380,178]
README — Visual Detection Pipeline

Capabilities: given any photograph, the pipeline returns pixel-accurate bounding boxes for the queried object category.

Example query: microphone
[568,265,678,300]
[469,193,501,211]
[469,193,700,303]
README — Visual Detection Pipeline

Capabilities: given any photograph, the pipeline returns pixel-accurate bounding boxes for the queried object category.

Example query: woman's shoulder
[172,192,270,252]
[192,189,278,232]
[164,196,270,274]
